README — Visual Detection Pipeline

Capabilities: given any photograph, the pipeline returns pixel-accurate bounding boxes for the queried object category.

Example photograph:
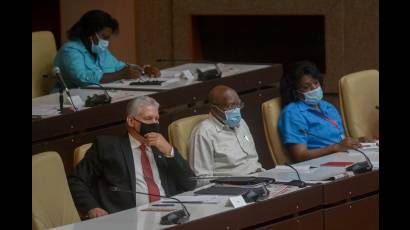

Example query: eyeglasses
[212,102,245,111]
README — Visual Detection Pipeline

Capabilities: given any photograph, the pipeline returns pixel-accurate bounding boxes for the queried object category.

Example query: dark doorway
[192,15,325,73]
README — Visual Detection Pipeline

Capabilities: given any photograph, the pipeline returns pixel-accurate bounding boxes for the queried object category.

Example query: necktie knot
[139,144,146,152]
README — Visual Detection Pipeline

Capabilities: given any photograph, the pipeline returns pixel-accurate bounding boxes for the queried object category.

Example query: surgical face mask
[223,107,242,128]
[139,121,160,136]
[301,86,323,105]
[91,33,109,54]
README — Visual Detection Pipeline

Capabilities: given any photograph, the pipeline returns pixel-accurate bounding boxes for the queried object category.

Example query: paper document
[260,166,346,182]
[273,165,314,173]
[371,161,379,169]
[162,195,227,204]
[107,90,143,102]
[160,70,183,78]
[320,162,354,167]
[360,142,379,150]
[32,104,60,116]
[268,184,295,197]
[126,77,180,86]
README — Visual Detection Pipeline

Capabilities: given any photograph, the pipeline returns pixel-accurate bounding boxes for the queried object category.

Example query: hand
[332,137,362,152]
[144,132,172,156]
[143,65,161,78]
[121,66,141,79]
[358,136,377,143]
[87,208,108,219]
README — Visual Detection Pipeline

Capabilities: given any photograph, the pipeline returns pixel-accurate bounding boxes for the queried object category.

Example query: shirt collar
[296,100,327,112]
[210,113,236,132]
[128,133,142,150]
[208,113,240,132]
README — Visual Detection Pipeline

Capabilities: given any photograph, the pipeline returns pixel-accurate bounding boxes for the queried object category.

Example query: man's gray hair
[126,96,159,117]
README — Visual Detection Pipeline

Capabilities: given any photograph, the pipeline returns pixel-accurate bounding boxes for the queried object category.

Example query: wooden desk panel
[323,171,379,205]
[167,185,323,230]
[255,210,323,230]
[32,99,129,142]
[324,195,379,230]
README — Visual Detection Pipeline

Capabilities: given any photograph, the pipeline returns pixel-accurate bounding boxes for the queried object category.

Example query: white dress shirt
[128,134,167,207]
[188,114,264,187]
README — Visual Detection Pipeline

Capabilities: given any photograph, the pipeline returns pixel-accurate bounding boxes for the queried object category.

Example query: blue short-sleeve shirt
[52,39,126,90]
[278,100,345,150]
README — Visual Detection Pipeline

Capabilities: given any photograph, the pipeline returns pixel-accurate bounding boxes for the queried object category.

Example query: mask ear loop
[210,104,226,114]
[210,104,229,128]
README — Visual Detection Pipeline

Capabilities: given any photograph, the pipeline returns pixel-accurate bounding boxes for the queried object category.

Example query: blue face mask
[91,33,109,54]
[223,107,242,128]
[301,86,323,105]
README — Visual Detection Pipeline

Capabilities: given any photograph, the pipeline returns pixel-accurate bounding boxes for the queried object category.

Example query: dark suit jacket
[68,134,196,215]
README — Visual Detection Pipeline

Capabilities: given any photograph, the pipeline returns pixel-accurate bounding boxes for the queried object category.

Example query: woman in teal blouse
[53,10,160,91]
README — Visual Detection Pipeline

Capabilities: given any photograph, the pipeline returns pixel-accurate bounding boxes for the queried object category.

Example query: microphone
[83,83,112,107]
[299,129,373,174]
[109,186,190,225]
[284,163,306,188]
[52,66,78,112]
[345,148,373,174]
[53,66,69,94]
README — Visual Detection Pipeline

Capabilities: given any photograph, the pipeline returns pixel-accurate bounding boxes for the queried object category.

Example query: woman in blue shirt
[278,61,363,162]
[53,10,160,91]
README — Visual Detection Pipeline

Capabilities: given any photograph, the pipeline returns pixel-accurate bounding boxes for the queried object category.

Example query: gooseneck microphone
[284,163,306,188]
[109,186,189,225]
[83,83,112,107]
[345,148,373,174]
[299,129,373,174]
[52,66,78,112]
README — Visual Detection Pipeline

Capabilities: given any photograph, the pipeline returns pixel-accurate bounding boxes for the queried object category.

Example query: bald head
[209,85,240,109]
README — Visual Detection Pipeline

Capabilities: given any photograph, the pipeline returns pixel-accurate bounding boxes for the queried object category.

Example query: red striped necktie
[139,144,160,202]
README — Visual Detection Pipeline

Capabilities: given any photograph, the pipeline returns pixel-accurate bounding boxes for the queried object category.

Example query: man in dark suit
[69,96,196,218]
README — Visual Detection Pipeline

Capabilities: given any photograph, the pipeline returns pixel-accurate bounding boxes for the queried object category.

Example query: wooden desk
[167,171,379,230]
[50,170,379,230]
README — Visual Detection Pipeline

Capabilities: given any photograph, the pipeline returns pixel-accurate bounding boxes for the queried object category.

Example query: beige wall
[343,0,379,75]
[135,0,378,93]
[60,0,137,63]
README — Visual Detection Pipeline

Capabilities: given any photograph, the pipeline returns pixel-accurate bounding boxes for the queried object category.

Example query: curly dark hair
[280,61,324,107]
[67,10,119,54]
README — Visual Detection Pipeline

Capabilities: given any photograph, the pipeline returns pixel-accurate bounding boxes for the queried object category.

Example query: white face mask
[300,86,323,105]
[91,33,109,54]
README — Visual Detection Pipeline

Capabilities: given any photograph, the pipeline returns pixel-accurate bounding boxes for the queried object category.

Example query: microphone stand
[109,186,189,225]
[299,129,374,175]
[53,67,78,112]
[58,84,64,112]
[83,83,112,107]
[284,163,306,188]
[346,148,373,174]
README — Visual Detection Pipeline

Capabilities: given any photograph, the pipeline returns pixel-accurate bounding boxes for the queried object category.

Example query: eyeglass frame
[211,102,245,111]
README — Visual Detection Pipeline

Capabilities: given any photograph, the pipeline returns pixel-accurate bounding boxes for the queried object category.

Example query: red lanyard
[308,109,339,129]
